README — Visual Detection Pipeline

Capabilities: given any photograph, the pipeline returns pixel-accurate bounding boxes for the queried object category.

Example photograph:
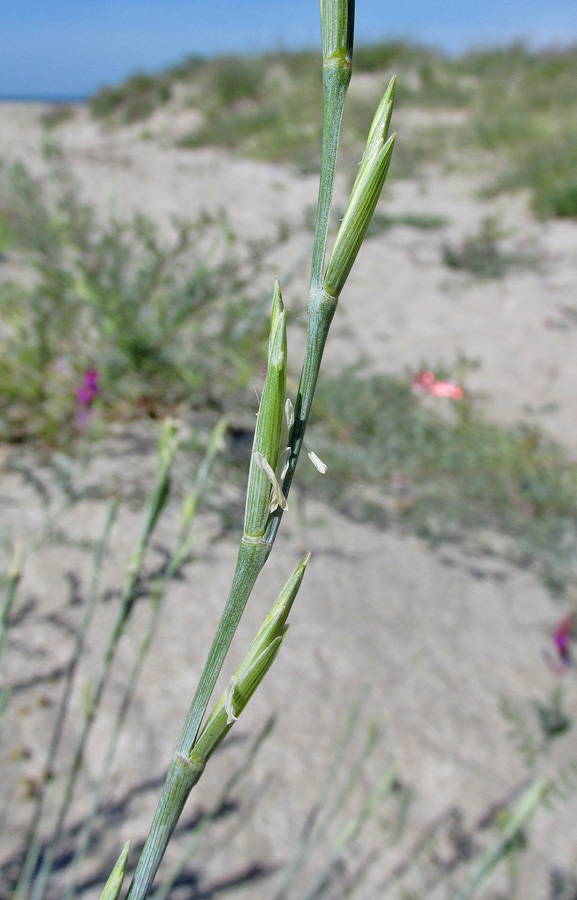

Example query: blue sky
[2,0,577,98]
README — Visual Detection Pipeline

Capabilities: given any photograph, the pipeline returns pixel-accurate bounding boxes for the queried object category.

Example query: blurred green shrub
[466,44,577,218]
[40,105,76,130]
[307,366,577,596]
[89,72,172,123]
[0,153,267,443]
[87,41,577,217]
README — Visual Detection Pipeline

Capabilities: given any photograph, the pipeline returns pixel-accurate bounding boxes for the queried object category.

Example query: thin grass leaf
[269,688,371,900]
[453,778,550,900]
[0,545,23,739]
[301,765,397,900]
[25,424,178,900]
[0,545,23,663]
[99,841,131,900]
[169,417,227,574]
[63,590,162,900]
[13,501,118,900]
[64,421,226,899]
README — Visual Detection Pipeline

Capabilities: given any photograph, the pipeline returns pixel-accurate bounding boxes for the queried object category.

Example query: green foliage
[307,366,577,595]
[540,180,577,219]
[0,423,228,900]
[89,72,173,123]
[533,687,572,740]
[0,154,268,443]
[40,105,76,130]
[209,54,268,106]
[442,217,530,279]
[176,51,323,173]
[353,40,431,73]
[465,45,577,217]
[86,40,577,216]
[499,688,572,771]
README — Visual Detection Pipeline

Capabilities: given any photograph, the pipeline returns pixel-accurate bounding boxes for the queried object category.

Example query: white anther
[224,675,240,724]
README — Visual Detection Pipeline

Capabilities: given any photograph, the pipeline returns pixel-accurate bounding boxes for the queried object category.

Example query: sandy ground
[1,100,577,900]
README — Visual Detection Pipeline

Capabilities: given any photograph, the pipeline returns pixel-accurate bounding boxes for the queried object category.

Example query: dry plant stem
[24,424,179,900]
[13,502,118,900]
[0,546,23,736]
[65,422,226,900]
[64,592,162,900]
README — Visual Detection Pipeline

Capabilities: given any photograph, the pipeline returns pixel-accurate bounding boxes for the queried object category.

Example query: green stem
[267,286,337,546]
[0,546,23,740]
[25,432,176,900]
[311,59,351,289]
[63,592,160,900]
[12,502,117,900]
[122,9,354,897]
[130,752,206,897]
[126,538,270,900]
[151,716,275,900]
[65,420,224,900]
[0,548,21,663]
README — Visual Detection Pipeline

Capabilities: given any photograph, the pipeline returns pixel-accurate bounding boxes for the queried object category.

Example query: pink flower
[545,613,574,673]
[76,369,100,408]
[412,370,463,400]
[553,614,573,667]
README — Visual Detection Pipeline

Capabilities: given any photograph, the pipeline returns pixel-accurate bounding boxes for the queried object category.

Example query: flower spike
[243,281,288,539]
[191,553,311,764]
[323,76,396,299]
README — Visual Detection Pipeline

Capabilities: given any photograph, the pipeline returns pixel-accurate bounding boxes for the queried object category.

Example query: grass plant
[465,45,577,216]
[88,38,577,217]
[442,217,517,279]
[89,74,172,124]
[39,106,76,130]
[2,419,225,900]
[306,367,577,596]
[3,4,575,899]
[0,150,270,443]
[98,2,399,897]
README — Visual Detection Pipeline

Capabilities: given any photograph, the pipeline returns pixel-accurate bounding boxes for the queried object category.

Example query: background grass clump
[0,152,270,443]
[86,40,577,216]
[89,72,173,124]
[464,45,577,217]
[306,368,577,596]
[175,51,324,173]
[3,147,577,596]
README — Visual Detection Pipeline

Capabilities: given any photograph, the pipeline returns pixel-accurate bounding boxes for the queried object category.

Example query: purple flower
[76,369,100,408]
[553,614,573,667]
